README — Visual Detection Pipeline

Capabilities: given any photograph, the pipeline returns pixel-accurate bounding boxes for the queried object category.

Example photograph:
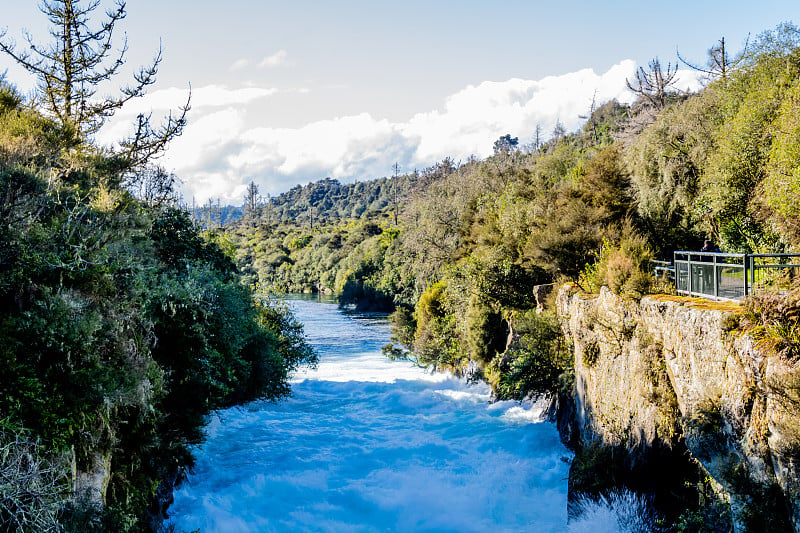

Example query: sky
[2,1,799,204]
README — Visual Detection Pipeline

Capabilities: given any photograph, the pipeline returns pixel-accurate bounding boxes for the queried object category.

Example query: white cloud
[227,50,290,72]
[230,58,250,71]
[403,60,638,162]
[259,49,288,68]
[165,113,413,203]
[108,60,663,204]
[239,114,398,175]
[120,85,276,114]
[674,68,706,93]
[94,85,277,150]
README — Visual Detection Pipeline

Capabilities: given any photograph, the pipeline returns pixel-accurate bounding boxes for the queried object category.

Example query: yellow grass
[647,294,743,314]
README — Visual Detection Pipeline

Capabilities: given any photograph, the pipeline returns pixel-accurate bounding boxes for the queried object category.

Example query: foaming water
[165,295,611,532]
[567,490,660,533]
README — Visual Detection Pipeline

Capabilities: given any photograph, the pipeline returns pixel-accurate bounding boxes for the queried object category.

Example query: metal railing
[673,252,800,301]
[651,259,675,281]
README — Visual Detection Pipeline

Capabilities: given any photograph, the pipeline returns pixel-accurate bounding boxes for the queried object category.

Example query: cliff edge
[557,284,800,531]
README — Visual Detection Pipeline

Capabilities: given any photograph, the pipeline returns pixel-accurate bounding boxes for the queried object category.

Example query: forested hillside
[265,173,420,224]
[229,22,800,408]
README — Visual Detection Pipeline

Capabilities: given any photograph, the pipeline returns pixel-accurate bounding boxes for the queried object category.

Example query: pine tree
[0,0,188,168]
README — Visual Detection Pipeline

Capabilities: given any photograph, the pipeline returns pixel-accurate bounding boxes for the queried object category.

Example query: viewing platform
[655,252,800,302]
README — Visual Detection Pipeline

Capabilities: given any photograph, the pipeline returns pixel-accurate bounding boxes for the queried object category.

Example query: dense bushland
[0,79,316,531]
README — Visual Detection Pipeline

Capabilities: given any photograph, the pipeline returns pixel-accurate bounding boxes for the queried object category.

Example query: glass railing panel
[717,265,744,300]
[672,252,800,300]
[675,262,689,292]
[691,263,716,296]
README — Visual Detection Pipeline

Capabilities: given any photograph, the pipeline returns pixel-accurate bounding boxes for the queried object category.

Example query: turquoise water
[164,295,588,532]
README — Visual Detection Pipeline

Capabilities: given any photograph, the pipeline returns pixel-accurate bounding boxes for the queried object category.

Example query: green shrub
[721,313,741,332]
[450,255,547,310]
[489,310,571,399]
[582,340,601,368]
[741,284,800,361]
[412,282,467,371]
[389,305,416,349]
[465,295,507,364]
[580,226,655,299]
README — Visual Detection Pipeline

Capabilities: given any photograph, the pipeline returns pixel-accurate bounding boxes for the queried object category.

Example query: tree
[0,0,188,168]
[493,134,519,155]
[392,162,400,226]
[263,193,272,224]
[243,181,261,224]
[626,58,679,108]
[551,120,566,141]
[678,37,748,82]
[130,165,178,207]
[530,124,543,151]
[0,426,68,533]
[579,90,599,142]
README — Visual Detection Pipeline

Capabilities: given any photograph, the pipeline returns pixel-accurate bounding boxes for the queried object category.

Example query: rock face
[557,284,800,531]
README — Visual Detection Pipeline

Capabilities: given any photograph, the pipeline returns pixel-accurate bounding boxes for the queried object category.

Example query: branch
[117,85,191,170]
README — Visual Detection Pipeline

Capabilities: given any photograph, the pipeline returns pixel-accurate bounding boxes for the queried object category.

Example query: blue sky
[2,1,798,203]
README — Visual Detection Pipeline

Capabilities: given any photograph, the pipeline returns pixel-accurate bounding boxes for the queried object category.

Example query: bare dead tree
[626,58,679,108]
[392,162,400,226]
[0,427,69,532]
[579,90,599,142]
[678,36,750,82]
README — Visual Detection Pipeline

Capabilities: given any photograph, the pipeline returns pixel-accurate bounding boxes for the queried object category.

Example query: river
[164,295,646,532]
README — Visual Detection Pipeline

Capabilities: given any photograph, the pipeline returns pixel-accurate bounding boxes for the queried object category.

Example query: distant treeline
[197,170,427,229]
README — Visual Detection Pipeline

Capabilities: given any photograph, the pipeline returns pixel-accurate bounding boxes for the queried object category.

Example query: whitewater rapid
[165,295,647,532]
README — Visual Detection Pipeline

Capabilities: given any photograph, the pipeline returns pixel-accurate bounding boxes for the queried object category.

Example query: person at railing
[701,239,720,253]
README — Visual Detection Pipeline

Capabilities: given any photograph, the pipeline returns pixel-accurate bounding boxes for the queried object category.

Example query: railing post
[713,254,719,299]
[674,251,680,294]
[743,254,748,296]
[687,253,693,296]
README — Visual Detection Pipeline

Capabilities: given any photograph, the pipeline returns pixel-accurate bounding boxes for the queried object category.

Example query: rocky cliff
[557,284,800,531]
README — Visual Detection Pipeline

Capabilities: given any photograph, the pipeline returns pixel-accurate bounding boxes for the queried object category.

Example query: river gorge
[164,295,653,532]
